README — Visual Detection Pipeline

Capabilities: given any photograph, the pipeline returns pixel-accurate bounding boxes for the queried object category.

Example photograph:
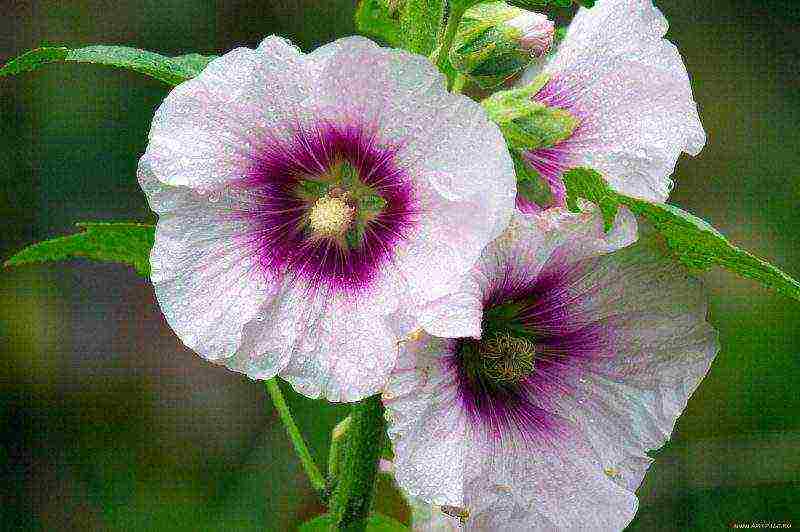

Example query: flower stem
[264,379,326,493]
[429,0,468,84]
[330,394,386,532]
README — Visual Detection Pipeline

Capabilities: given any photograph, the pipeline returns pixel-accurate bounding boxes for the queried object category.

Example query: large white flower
[384,209,719,530]
[514,0,705,211]
[138,36,516,402]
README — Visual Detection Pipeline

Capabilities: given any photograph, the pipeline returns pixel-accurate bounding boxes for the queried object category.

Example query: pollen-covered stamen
[307,195,356,237]
[479,331,536,384]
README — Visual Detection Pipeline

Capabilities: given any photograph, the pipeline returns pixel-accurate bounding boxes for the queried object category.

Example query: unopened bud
[449,2,555,89]
[506,11,555,56]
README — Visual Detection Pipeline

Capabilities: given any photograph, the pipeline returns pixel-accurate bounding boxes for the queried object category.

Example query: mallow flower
[138,36,516,401]
[383,209,719,530]
[485,0,706,212]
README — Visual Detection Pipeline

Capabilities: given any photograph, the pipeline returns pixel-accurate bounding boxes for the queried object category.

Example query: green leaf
[5,222,155,276]
[356,0,404,47]
[299,513,408,532]
[0,45,217,86]
[562,168,800,302]
[400,0,443,55]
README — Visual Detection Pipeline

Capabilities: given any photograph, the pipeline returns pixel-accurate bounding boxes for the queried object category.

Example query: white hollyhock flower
[138,36,516,402]
[514,0,705,211]
[383,209,719,530]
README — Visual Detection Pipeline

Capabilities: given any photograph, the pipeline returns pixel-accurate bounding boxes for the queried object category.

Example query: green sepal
[299,513,408,531]
[5,222,155,276]
[482,74,579,151]
[355,0,404,47]
[0,45,216,86]
[511,151,554,207]
[563,168,800,302]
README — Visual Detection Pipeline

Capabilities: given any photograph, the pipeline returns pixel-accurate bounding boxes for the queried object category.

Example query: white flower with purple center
[510,0,706,212]
[138,36,516,401]
[384,209,719,530]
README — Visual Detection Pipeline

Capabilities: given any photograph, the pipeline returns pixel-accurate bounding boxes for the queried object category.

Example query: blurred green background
[1,0,798,530]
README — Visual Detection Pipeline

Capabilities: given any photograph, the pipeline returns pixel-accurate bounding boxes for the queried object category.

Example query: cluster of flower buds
[449,1,555,88]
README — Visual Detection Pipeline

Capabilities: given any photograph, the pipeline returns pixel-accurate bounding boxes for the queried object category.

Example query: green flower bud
[481,73,578,152]
[449,2,555,89]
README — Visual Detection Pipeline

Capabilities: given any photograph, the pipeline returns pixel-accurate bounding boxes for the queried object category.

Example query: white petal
[521,0,705,201]
[141,162,276,362]
[538,229,719,491]
[462,433,638,531]
[278,295,401,402]
[478,207,638,289]
[304,37,515,310]
[143,36,311,191]
[417,285,483,339]
[310,36,516,238]
[385,336,471,506]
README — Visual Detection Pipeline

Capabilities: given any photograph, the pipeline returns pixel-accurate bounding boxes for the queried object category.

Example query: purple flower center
[449,256,608,442]
[233,121,419,296]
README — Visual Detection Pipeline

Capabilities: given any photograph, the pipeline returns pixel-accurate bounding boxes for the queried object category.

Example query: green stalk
[429,0,469,85]
[265,379,327,493]
[452,73,467,94]
[330,395,386,532]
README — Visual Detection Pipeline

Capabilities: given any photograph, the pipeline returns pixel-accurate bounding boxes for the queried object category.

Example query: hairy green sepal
[0,45,216,86]
[563,168,800,302]
[512,150,556,207]
[5,222,155,276]
[482,74,578,151]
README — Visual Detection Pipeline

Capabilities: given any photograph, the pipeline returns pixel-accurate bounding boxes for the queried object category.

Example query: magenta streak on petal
[517,76,589,214]
[229,120,419,297]
[449,253,619,444]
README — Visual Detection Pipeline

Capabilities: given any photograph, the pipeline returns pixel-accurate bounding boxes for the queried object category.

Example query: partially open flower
[450,2,554,89]
[499,0,705,212]
[139,36,515,402]
[384,209,719,530]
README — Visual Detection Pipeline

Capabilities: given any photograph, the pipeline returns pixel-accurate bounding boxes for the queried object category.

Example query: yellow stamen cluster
[480,332,536,384]
[308,195,355,237]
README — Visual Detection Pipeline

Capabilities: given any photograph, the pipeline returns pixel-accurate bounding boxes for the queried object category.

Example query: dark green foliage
[563,168,800,302]
[0,45,216,86]
[5,222,155,276]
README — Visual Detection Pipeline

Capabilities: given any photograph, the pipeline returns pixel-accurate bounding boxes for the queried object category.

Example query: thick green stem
[265,379,326,493]
[330,394,386,532]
